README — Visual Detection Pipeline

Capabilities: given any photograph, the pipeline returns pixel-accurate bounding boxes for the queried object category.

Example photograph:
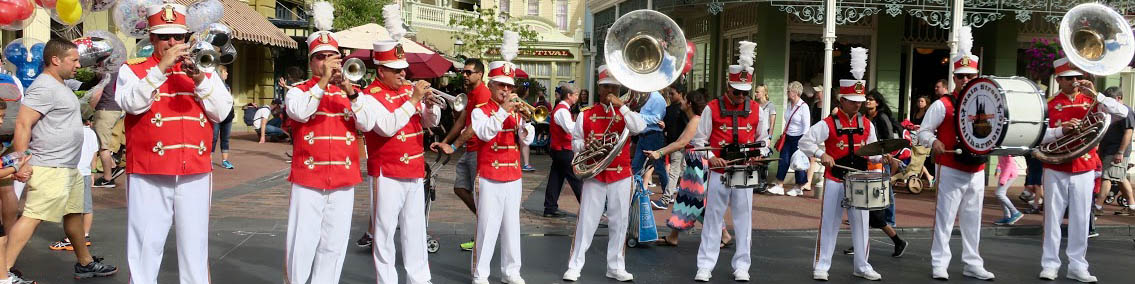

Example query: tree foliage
[448,8,540,59]
[328,0,393,31]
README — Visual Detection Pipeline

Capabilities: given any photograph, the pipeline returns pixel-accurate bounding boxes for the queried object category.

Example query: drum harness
[832,114,868,179]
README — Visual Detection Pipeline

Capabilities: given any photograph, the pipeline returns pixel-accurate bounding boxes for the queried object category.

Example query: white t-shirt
[78,126,98,176]
[253,107,271,130]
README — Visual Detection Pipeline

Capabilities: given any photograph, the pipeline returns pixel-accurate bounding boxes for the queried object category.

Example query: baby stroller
[891,121,931,194]
[423,153,451,253]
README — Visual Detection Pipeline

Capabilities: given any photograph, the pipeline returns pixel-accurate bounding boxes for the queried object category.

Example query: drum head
[845,171,887,180]
[957,77,1009,155]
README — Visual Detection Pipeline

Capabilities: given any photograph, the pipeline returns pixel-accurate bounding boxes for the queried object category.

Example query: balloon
[0,0,35,25]
[78,30,127,73]
[113,0,162,38]
[0,14,32,30]
[51,0,89,26]
[89,0,111,12]
[2,38,45,89]
[682,41,696,75]
[34,0,55,9]
[133,38,153,58]
[186,0,223,33]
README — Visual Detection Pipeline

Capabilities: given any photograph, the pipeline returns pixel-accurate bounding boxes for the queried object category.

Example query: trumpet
[425,88,467,110]
[337,58,367,84]
[509,96,545,122]
[182,23,232,74]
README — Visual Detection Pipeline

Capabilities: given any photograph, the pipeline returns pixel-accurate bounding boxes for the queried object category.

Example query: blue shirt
[639,91,666,132]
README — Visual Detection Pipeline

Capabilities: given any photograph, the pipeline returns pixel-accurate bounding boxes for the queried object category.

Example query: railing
[403,1,478,31]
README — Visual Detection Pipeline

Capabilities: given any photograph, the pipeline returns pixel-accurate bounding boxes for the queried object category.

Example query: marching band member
[362,29,441,284]
[800,47,886,281]
[282,5,382,280]
[1036,57,1127,282]
[917,27,996,280]
[542,83,583,218]
[114,2,234,283]
[469,31,532,284]
[561,65,646,282]
[691,41,768,282]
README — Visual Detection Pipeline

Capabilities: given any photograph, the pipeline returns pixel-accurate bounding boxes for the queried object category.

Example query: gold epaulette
[368,86,382,93]
[475,102,487,108]
[579,106,594,112]
[126,58,147,65]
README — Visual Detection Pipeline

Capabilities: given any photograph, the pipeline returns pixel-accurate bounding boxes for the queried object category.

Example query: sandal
[655,235,679,246]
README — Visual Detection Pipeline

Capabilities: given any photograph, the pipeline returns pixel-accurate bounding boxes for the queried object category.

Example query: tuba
[571,9,687,179]
[1033,3,1135,164]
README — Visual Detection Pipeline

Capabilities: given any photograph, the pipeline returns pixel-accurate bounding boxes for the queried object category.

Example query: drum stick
[831,164,865,173]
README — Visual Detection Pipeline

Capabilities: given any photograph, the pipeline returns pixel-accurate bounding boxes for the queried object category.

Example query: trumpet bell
[604,10,687,93]
[453,93,467,110]
[1059,2,1135,76]
[219,43,236,65]
[533,105,549,122]
[343,58,367,82]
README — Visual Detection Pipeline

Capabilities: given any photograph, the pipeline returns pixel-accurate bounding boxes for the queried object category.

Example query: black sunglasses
[155,33,188,41]
[311,52,338,60]
[1060,76,1083,81]
[462,70,479,75]
[953,74,977,80]
[732,90,749,97]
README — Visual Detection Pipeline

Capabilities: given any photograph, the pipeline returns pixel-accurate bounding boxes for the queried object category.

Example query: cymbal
[854,139,911,157]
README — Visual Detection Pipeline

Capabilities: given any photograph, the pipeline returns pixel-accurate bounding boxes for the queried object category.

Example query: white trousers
[472,178,523,281]
[930,166,986,270]
[1041,169,1093,272]
[696,171,753,272]
[285,184,354,284]
[371,175,431,284]
[566,177,633,272]
[126,173,212,284]
[813,179,872,273]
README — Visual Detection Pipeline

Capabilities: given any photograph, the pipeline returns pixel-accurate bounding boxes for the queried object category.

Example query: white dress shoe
[605,270,634,282]
[471,279,489,284]
[1067,270,1098,283]
[694,269,711,282]
[963,266,995,280]
[1038,268,1058,280]
[562,269,581,282]
[931,267,949,280]
[733,269,750,281]
[501,275,525,284]
[813,270,829,281]
[854,269,882,281]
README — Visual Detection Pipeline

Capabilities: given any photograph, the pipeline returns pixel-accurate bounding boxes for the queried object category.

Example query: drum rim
[956,76,1048,155]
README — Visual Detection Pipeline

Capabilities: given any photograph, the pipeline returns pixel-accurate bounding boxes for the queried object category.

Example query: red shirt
[549,101,573,151]
[935,94,986,173]
[581,105,632,183]
[476,100,523,182]
[287,78,363,189]
[1045,92,1099,173]
[705,98,762,173]
[464,83,491,152]
[123,56,213,175]
[362,80,427,179]
[822,111,873,182]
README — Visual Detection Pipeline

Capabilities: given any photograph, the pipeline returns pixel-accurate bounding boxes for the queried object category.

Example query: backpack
[243,105,268,126]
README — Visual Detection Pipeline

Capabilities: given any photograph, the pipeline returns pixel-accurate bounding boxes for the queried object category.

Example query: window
[556,63,572,77]
[499,0,510,14]
[556,0,569,31]
[528,0,539,16]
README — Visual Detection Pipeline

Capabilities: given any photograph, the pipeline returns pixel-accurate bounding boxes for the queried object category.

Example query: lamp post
[454,39,464,57]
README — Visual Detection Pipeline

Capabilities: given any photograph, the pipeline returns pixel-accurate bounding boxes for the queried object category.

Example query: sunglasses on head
[155,33,188,41]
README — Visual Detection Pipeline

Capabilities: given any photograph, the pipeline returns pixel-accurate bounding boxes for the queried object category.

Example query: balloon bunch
[2,38,45,89]
[0,0,37,30]
[113,0,164,38]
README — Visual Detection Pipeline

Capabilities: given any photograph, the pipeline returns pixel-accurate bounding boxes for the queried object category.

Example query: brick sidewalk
[90,133,1135,233]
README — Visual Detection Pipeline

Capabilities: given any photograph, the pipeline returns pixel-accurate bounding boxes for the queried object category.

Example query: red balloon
[0,4,14,26]
[682,41,696,75]
[33,0,54,9]
[12,0,34,21]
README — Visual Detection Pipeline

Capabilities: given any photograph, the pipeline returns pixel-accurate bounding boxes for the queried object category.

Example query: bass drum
[956,76,1047,156]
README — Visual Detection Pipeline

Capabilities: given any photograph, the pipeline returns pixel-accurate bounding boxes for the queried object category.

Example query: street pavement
[12,133,1135,283]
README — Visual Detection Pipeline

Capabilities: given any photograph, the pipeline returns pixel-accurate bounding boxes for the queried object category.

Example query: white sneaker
[768,185,785,195]
[733,269,750,281]
[931,267,949,280]
[813,270,829,281]
[1038,268,1058,280]
[694,269,711,282]
[1067,270,1098,283]
[501,275,525,284]
[605,270,633,282]
[788,187,803,197]
[562,269,581,281]
[963,266,995,280]
[471,279,489,284]
[854,269,882,281]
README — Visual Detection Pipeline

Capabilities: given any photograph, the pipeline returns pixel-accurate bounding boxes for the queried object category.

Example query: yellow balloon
[56,0,78,7]
[59,3,83,25]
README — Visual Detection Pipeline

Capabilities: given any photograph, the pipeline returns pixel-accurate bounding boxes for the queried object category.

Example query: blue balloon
[30,43,45,63]
[4,42,26,64]
[17,65,41,89]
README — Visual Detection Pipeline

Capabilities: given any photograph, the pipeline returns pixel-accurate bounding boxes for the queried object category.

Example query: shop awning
[175,0,298,49]
[334,23,434,53]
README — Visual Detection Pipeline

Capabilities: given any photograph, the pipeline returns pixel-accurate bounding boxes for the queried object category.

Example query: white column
[821,0,836,117]
[947,0,964,90]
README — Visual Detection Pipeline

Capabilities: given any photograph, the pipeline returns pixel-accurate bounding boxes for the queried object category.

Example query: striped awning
[176,0,298,49]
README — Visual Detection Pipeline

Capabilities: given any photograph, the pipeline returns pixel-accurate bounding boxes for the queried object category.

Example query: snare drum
[723,166,761,188]
[843,171,892,210]
[957,76,1047,156]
